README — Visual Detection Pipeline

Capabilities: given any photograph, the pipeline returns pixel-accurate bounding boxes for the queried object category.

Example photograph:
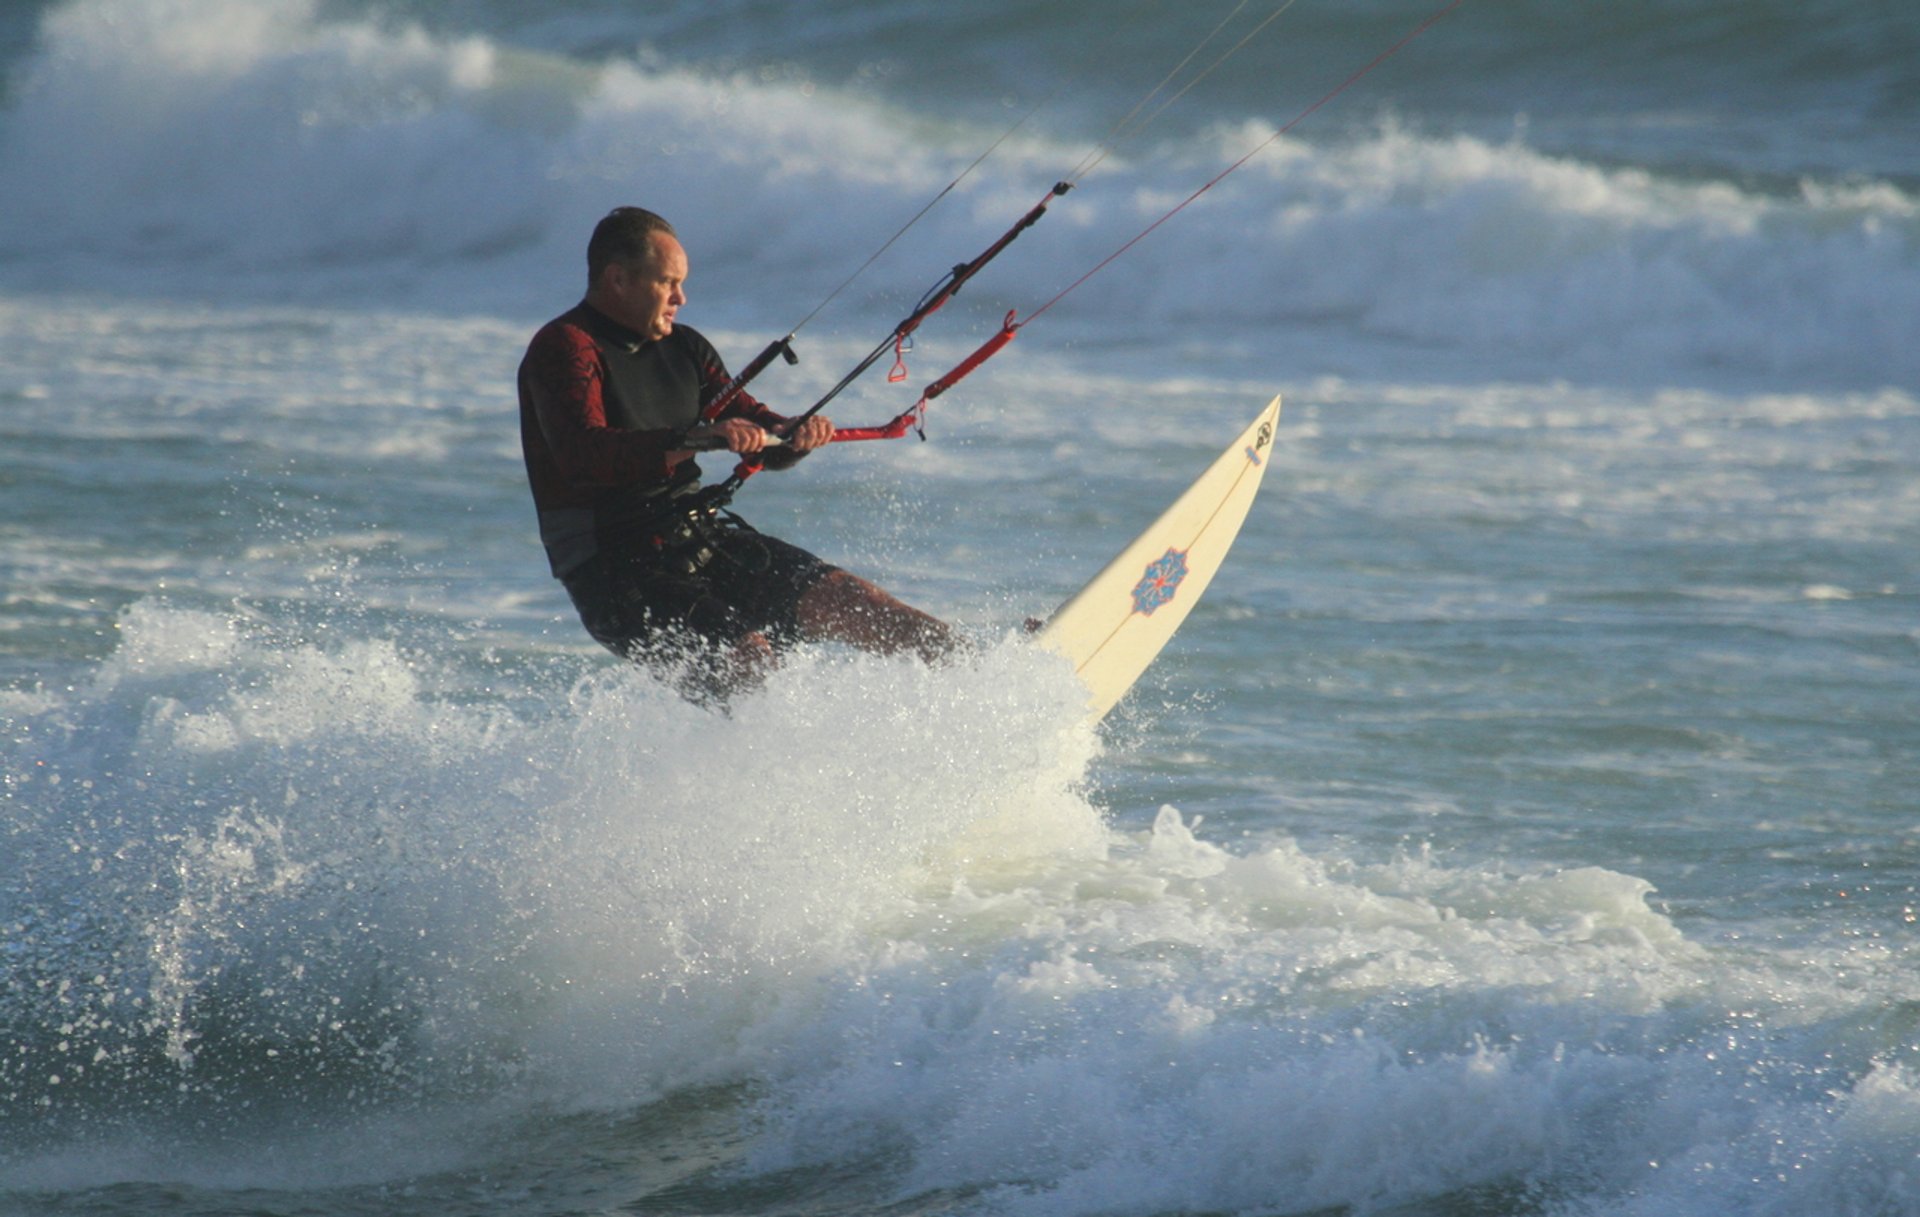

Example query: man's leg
[565,550,779,703]
[795,570,957,664]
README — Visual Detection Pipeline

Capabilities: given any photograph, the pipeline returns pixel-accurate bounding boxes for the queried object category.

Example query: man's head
[585,207,687,342]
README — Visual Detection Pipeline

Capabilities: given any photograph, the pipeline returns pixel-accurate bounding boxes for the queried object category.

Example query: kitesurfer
[518,206,956,700]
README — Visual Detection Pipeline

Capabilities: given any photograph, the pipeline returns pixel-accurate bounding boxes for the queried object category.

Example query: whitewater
[2,2,1917,1215]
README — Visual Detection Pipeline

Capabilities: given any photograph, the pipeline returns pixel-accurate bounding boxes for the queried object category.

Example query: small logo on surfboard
[1131,548,1190,615]
[1245,419,1273,465]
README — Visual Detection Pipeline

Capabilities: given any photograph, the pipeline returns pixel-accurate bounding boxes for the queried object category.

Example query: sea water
[1,2,1916,1215]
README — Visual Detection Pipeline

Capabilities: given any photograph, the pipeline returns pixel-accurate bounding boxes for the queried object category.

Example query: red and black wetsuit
[518,302,786,577]
[517,302,836,665]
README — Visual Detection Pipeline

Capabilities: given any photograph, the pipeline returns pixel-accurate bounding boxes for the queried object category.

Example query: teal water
[3,2,1918,1215]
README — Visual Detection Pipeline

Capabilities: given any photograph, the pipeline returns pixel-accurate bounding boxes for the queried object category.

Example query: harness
[629,484,757,577]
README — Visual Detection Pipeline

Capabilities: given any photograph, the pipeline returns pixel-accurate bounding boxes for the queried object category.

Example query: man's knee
[797,570,954,660]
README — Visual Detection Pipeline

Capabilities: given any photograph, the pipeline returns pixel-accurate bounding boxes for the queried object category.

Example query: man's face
[605,232,688,340]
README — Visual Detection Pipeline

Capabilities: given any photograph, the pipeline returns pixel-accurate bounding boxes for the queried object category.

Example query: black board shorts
[560,523,838,663]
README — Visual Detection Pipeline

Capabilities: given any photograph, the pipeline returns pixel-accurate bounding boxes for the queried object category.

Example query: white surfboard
[1034,395,1281,723]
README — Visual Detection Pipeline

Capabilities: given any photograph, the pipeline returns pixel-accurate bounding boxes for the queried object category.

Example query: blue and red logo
[1131,548,1190,616]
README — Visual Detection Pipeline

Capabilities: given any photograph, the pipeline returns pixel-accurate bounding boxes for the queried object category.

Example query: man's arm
[690,333,832,463]
[524,323,687,487]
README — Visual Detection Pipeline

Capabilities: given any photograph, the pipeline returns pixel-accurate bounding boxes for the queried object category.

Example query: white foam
[6,599,1918,1211]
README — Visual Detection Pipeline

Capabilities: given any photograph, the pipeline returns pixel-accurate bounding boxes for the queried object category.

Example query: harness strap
[613,487,745,574]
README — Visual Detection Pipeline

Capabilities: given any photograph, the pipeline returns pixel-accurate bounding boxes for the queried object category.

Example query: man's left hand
[785,414,834,454]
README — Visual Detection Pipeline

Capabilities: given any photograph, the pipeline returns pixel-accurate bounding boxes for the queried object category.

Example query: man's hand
[759,413,832,471]
[680,415,833,469]
[784,414,834,454]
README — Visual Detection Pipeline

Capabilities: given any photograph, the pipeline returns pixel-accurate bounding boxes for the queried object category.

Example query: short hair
[586,207,676,282]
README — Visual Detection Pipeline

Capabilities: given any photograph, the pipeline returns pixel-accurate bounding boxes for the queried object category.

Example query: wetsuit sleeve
[522,321,683,488]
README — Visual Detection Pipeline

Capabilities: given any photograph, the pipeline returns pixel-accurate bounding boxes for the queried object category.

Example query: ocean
[2,1,1916,1214]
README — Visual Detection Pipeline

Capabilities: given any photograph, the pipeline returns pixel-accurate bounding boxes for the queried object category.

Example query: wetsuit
[517,302,836,665]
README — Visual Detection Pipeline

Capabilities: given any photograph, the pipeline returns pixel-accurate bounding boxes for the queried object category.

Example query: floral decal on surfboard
[1131,548,1190,615]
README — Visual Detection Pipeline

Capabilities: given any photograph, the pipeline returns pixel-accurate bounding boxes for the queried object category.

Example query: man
[518,207,955,700]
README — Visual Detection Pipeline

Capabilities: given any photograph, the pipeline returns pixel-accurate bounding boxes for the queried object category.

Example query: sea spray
[1,597,1101,1167]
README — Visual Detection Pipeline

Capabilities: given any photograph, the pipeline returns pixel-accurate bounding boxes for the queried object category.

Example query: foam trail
[0,597,1101,1177]
[6,589,1919,1212]
[741,811,1920,1216]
